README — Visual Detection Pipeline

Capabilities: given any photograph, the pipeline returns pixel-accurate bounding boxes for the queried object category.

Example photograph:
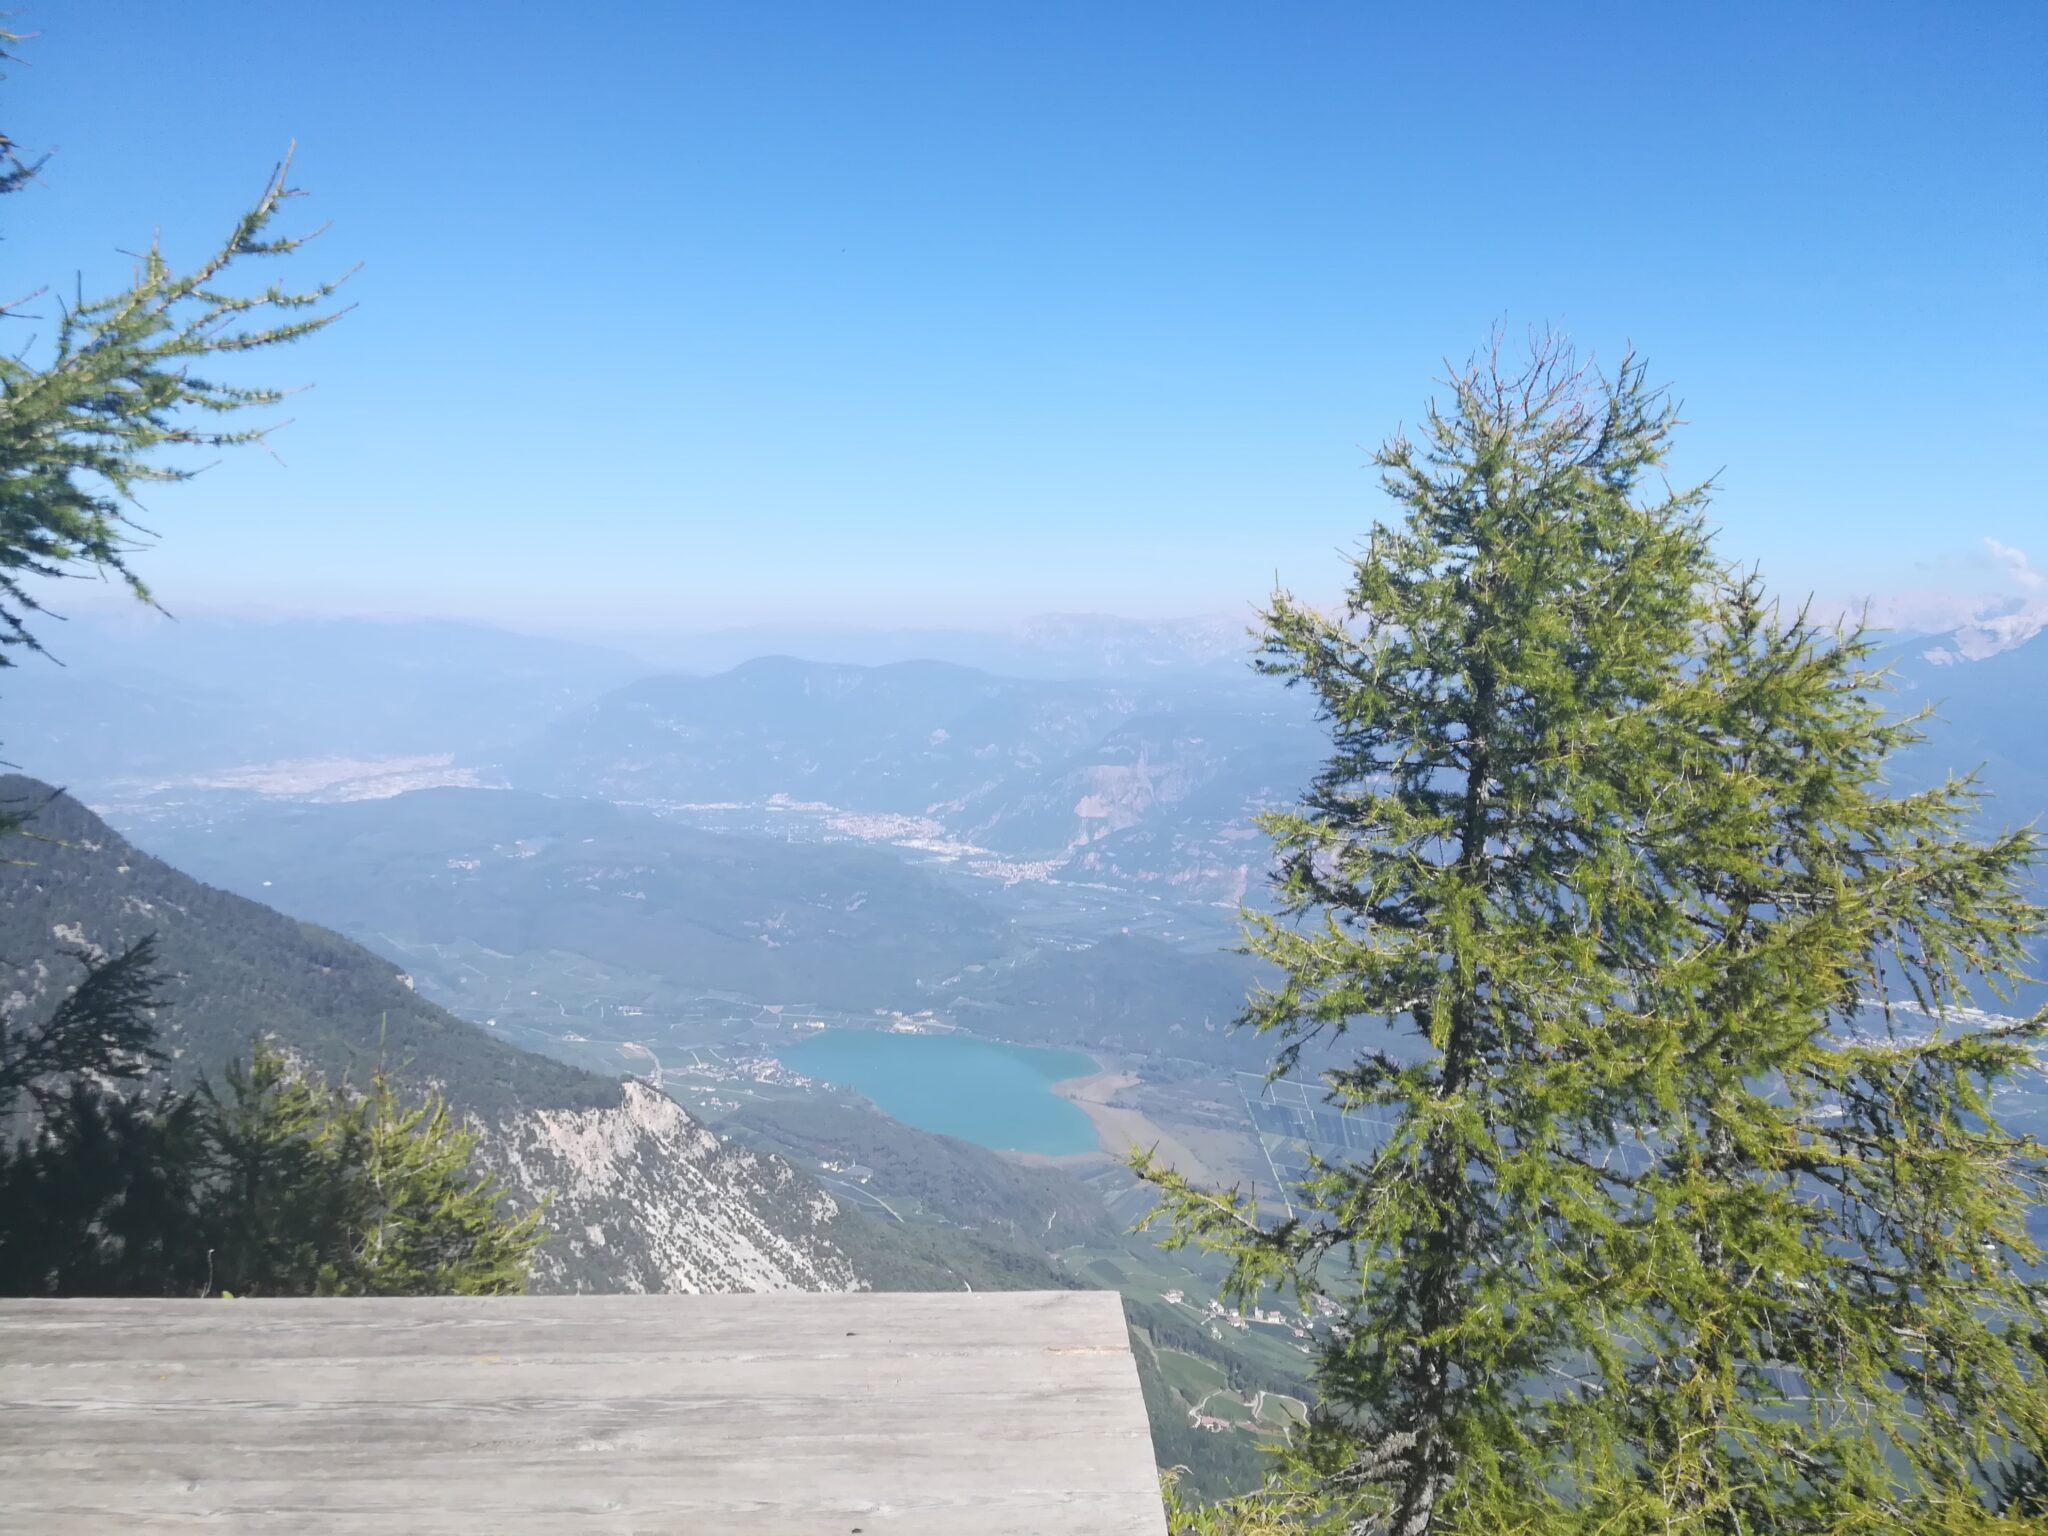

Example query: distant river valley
[781,1030,1101,1155]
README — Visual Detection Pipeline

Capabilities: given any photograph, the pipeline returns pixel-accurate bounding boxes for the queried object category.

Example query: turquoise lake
[781,1030,1102,1155]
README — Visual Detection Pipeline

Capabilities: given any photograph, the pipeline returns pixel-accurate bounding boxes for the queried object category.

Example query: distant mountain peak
[1917,604,2047,664]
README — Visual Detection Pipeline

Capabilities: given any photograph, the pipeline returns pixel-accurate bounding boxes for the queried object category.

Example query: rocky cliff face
[485,1081,863,1294]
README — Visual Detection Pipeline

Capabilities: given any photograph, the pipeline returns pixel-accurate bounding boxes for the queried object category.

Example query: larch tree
[0,938,211,1296]
[0,151,347,664]
[3,1019,545,1298]
[1141,337,2046,1535]
[0,27,347,834]
[200,1043,543,1299]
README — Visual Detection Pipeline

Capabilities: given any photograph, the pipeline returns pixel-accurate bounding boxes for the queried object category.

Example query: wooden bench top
[0,1289,1168,1535]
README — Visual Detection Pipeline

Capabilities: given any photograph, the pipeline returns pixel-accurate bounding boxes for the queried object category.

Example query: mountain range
[565,611,1262,679]
[1,613,643,787]
[497,656,1322,907]
[7,611,2040,1018]
[133,786,1277,1069]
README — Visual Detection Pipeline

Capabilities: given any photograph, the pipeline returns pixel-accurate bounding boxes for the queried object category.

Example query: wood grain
[0,1290,1169,1535]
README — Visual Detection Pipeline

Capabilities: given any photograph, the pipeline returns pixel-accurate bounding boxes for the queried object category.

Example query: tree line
[0,937,537,1295]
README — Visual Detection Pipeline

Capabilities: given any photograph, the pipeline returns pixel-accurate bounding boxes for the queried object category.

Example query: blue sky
[10,2,2044,633]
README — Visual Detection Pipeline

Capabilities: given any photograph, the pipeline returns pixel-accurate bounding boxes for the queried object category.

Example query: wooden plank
[0,1291,1169,1536]
[0,1290,1120,1363]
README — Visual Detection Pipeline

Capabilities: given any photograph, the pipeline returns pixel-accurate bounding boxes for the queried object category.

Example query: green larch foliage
[0,30,345,835]
[0,1078,209,1297]
[1140,336,2046,1536]
[320,1058,546,1297]
[199,1044,356,1294]
[0,935,163,1113]
[0,949,545,1297]
[0,937,211,1296]
[202,1040,544,1298]
[0,149,348,665]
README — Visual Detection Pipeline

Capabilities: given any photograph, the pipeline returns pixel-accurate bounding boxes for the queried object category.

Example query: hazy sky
[11,2,2044,633]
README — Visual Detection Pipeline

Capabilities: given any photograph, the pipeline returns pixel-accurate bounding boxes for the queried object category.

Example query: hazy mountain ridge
[500,637,2044,1003]
[593,612,1258,679]
[2,614,648,790]
[501,656,1319,904]
[501,657,1151,819]
[0,611,1256,801]
[10,614,2038,1021]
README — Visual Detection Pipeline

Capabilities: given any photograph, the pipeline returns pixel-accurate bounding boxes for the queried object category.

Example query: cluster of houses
[1160,1288,1322,1342]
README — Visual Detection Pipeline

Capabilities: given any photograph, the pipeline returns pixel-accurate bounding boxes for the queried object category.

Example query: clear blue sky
[10,2,2044,632]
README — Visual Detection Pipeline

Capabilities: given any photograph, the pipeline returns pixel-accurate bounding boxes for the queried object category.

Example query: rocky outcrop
[483,1081,864,1294]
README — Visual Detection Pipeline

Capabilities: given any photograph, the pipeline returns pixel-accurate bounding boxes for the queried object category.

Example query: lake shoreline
[1049,1069,1219,1184]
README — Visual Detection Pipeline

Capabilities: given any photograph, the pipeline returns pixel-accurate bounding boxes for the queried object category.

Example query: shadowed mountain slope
[0,776,864,1294]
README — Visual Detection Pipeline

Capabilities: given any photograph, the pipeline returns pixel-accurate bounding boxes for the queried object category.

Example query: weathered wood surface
[0,1289,1169,1535]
